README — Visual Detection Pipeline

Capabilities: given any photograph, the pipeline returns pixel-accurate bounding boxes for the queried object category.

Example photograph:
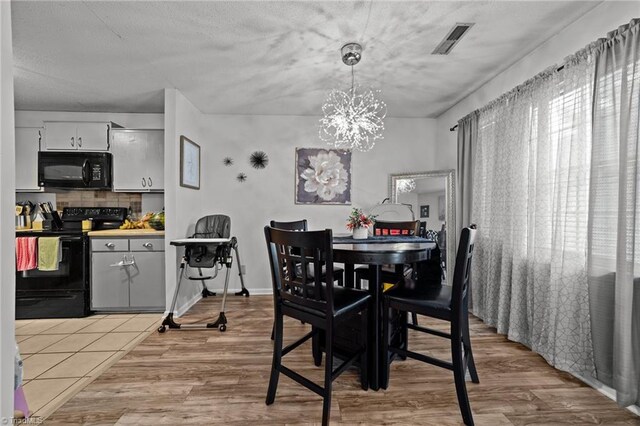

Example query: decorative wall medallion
[223,157,234,166]
[249,151,269,169]
[295,148,351,205]
[237,173,247,183]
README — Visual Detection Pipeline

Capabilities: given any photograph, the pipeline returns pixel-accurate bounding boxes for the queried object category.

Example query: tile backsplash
[55,191,142,218]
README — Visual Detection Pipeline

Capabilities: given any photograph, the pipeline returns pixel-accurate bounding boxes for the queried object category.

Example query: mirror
[389,169,456,286]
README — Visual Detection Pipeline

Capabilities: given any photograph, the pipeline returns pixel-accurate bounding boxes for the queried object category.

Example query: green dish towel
[38,237,61,271]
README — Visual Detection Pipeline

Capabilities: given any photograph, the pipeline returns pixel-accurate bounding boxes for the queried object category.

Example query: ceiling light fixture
[319,42,387,152]
[397,178,416,193]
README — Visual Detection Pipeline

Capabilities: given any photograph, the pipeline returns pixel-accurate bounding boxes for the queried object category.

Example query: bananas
[119,218,152,230]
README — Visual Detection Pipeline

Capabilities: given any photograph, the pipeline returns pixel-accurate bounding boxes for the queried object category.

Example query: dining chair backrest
[373,220,420,236]
[450,227,477,315]
[265,226,336,316]
[270,219,308,231]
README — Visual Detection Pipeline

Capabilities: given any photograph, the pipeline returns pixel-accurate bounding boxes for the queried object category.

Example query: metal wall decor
[249,151,269,169]
[236,173,247,183]
[223,157,234,166]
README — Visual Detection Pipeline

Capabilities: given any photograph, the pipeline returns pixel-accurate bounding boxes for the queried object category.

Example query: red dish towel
[16,237,37,272]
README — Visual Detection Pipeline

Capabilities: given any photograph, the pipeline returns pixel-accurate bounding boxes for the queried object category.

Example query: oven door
[16,236,89,319]
[38,151,112,189]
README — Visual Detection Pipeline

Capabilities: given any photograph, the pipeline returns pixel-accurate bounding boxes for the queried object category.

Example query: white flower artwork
[295,148,351,205]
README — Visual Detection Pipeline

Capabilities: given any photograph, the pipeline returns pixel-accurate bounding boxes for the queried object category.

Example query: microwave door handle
[82,160,90,186]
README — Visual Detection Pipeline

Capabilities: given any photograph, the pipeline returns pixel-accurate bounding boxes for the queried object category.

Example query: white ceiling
[12,1,602,117]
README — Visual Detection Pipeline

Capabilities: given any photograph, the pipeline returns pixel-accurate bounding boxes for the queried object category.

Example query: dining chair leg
[266,310,283,405]
[360,308,369,390]
[411,312,419,325]
[451,326,474,426]
[312,327,322,367]
[381,299,390,390]
[336,272,344,287]
[270,323,274,341]
[462,305,479,383]
[322,323,334,426]
[399,310,408,360]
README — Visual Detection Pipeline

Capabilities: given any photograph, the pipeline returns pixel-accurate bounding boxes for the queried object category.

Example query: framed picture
[180,136,200,190]
[420,205,430,218]
[295,148,351,205]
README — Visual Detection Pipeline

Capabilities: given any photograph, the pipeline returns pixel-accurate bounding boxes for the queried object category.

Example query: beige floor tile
[102,313,137,319]
[88,314,109,319]
[19,334,67,354]
[113,316,160,332]
[40,333,104,353]
[22,378,78,414]
[39,351,115,379]
[15,319,34,328]
[22,353,73,380]
[82,332,141,352]
[41,318,97,334]
[15,319,65,336]
[16,335,32,343]
[79,318,130,333]
[33,376,94,419]
[135,313,163,319]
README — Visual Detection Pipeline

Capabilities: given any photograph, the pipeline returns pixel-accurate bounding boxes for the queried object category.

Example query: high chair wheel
[158,325,166,333]
[219,324,227,332]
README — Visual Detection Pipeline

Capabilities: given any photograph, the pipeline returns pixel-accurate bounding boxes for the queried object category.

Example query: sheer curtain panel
[471,53,596,376]
[588,19,640,407]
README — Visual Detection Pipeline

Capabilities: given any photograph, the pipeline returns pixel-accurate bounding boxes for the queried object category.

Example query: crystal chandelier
[319,43,387,152]
[397,178,416,193]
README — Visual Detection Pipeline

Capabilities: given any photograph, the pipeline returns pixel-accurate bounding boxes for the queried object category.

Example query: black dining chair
[271,220,344,287]
[353,220,420,290]
[265,226,370,426]
[381,227,479,425]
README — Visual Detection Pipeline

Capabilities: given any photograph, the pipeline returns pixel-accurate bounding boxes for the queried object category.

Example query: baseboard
[205,287,272,296]
[575,373,640,416]
[174,291,203,318]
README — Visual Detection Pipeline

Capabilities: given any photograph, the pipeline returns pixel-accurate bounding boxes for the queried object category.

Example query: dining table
[331,234,436,390]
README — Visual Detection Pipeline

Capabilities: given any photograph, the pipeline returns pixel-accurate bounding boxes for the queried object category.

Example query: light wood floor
[45,295,639,425]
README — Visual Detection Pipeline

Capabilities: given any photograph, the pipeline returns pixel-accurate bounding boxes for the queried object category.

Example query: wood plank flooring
[45,295,639,425]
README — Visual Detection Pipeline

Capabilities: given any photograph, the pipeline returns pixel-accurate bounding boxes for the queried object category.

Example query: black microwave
[38,151,112,189]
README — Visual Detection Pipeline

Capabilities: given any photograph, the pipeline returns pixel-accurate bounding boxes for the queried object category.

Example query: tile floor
[15,313,161,419]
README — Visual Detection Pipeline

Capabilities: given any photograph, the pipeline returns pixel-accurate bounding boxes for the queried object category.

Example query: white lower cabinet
[91,237,165,311]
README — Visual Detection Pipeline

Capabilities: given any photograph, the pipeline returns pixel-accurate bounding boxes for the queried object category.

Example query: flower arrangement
[346,208,376,230]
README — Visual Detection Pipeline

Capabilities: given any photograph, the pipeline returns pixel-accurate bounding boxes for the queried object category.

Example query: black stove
[16,207,127,319]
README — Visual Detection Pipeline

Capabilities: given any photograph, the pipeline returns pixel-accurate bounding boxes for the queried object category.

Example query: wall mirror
[389,169,456,286]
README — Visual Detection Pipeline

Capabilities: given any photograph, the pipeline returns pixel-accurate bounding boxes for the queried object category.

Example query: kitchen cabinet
[111,129,164,192]
[91,236,165,311]
[44,121,114,151]
[15,127,43,192]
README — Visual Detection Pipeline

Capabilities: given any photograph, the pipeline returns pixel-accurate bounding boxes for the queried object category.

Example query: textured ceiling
[12,1,602,117]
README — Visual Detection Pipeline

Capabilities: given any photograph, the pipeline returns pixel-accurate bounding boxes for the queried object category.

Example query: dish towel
[38,237,61,271]
[15,237,37,271]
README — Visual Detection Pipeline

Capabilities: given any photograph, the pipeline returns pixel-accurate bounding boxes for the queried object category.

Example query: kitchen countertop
[88,229,165,237]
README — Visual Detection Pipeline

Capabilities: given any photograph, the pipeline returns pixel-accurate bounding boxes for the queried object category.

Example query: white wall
[0,0,16,420]
[164,89,437,312]
[435,1,640,169]
[164,89,208,314]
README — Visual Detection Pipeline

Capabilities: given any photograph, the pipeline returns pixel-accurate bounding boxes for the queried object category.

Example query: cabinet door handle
[70,137,75,147]
[78,137,82,147]
[148,177,152,187]
[105,242,115,248]
[142,177,147,187]
[142,242,153,248]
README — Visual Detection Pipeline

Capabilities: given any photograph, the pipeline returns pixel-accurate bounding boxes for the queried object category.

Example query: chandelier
[319,43,387,152]
[397,178,416,193]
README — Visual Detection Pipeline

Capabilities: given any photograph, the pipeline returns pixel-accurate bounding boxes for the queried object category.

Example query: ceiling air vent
[432,23,474,55]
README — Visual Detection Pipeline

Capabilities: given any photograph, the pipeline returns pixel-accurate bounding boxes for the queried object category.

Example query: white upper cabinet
[15,127,43,192]
[43,122,112,151]
[111,129,164,192]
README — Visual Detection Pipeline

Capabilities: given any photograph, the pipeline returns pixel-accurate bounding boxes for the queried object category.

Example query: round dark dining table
[331,235,436,390]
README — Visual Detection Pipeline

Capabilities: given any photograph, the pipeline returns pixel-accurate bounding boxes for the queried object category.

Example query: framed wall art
[295,148,351,205]
[180,136,200,190]
[420,205,430,218]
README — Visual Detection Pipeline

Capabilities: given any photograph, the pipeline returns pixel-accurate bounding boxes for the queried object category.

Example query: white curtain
[588,19,640,407]
[471,52,596,376]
